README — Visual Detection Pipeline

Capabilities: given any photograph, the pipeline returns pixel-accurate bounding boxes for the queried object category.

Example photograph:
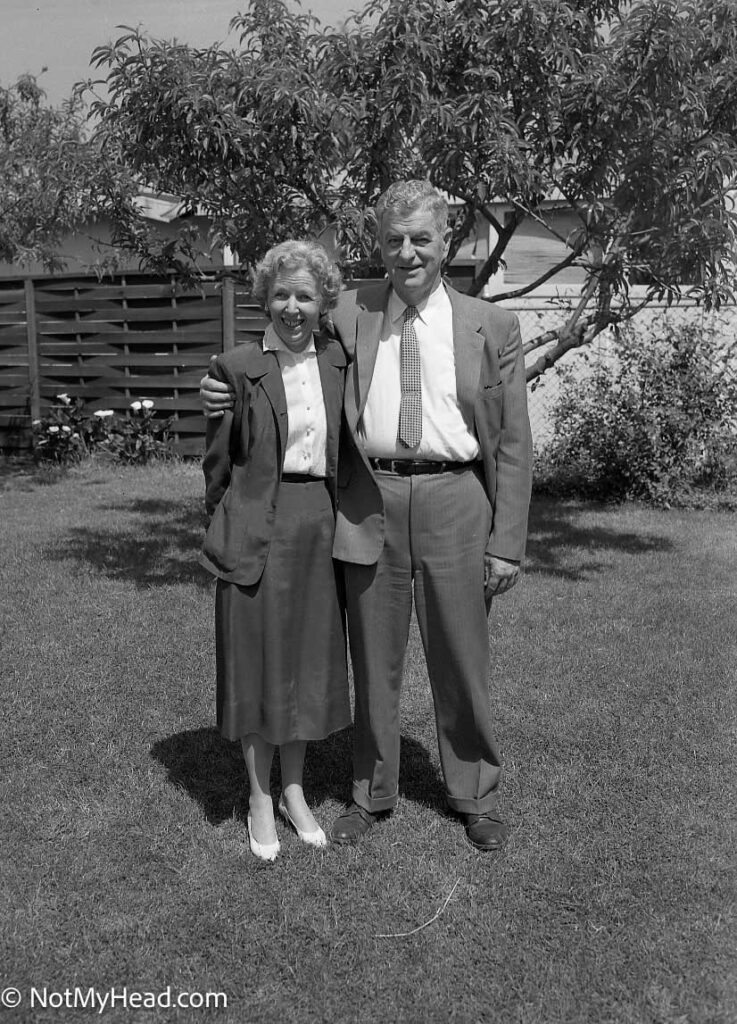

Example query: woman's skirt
[215,477,350,744]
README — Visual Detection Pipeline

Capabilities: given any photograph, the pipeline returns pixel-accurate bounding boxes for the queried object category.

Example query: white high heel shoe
[278,796,327,848]
[247,813,280,862]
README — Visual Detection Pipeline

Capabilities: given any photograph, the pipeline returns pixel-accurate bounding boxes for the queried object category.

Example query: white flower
[71,433,80,439]
[32,419,42,427]
[61,425,72,433]
[48,425,60,433]
[130,400,142,412]
[141,399,154,410]
[57,393,71,404]
[94,409,114,418]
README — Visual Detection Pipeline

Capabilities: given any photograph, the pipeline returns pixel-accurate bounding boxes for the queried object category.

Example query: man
[201,180,532,851]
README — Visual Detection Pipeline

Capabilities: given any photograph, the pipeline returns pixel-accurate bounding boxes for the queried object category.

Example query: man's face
[379,206,451,306]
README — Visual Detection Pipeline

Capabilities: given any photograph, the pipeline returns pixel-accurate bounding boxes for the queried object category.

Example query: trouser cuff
[446,795,499,815]
[352,781,398,814]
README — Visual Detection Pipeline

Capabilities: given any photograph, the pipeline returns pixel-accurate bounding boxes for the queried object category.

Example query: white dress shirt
[359,283,481,460]
[263,325,327,476]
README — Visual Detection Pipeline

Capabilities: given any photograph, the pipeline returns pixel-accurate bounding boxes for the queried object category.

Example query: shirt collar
[388,280,448,325]
[262,323,317,355]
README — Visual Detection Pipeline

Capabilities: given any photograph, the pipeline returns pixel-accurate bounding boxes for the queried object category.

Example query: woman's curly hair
[251,240,343,316]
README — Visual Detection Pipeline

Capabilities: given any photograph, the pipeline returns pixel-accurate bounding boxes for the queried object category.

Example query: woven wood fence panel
[5,273,735,458]
[0,280,33,451]
[0,273,268,457]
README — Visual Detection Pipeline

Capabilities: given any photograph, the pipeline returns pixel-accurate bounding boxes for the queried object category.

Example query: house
[442,195,586,296]
[0,189,228,279]
[0,187,586,295]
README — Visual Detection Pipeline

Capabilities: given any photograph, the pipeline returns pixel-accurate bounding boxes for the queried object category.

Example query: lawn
[1,460,735,1024]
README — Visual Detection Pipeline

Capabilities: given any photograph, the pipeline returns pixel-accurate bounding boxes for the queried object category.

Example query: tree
[0,74,132,272]
[85,4,351,276]
[86,0,737,380]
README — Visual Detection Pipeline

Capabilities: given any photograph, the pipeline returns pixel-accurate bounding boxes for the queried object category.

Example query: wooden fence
[4,273,734,457]
[0,272,268,457]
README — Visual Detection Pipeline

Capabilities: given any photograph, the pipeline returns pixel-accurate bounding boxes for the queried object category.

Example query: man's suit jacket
[330,281,533,566]
[199,331,347,586]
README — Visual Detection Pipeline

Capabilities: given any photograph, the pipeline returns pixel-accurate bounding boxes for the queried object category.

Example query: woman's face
[267,267,322,353]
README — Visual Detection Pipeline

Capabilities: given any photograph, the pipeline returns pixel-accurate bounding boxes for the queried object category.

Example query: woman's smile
[268,269,322,352]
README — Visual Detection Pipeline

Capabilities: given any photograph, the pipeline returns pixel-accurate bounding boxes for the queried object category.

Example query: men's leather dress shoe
[463,814,508,852]
[330,802,381,845]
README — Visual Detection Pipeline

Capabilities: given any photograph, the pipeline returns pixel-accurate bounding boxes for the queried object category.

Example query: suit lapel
[316,333,346,475]
[244,344,288,451]
[342,282,485,431]
[448,287,485,428]
[347,283,391,430]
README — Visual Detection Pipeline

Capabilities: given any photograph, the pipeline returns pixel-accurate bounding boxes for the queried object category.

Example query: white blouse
[262,325,328,476]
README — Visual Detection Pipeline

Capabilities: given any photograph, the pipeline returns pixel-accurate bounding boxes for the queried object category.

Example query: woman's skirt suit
[200,331,350,745]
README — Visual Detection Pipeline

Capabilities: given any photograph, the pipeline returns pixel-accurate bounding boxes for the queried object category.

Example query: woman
[200,240,350,861]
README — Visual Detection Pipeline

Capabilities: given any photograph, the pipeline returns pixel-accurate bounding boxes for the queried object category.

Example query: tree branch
[467,208,525,297]
[515,198,575,248]
[477,202,504,235]
[446,201,477,265]
[525,316,611,383]
[487,248,583,302]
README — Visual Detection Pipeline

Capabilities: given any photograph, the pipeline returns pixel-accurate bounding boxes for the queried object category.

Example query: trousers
[342,464,503,815]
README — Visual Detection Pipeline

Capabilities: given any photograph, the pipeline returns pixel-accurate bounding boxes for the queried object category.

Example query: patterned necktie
[398,305,422,448]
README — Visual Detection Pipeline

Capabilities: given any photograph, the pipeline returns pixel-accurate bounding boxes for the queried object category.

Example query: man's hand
[200,354,236,418]
[483,555,521,598]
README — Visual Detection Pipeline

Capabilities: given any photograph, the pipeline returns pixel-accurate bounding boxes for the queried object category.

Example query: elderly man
[200,180,532,851]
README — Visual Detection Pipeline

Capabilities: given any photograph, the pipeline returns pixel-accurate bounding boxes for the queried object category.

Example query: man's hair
[251,240,343,314]
[374,180,449,234]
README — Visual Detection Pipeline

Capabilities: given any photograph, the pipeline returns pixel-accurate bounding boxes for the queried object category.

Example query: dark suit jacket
[200,331,347,585]
[330,281,533,565]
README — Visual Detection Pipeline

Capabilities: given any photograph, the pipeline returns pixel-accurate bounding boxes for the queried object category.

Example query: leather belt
[368,457,472,476]
[281,473,326,483]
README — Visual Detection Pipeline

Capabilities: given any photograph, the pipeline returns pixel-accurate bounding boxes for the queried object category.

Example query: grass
[1,459,735,1024]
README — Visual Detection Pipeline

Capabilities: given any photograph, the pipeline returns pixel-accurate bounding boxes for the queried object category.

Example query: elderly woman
[200,240,350,861]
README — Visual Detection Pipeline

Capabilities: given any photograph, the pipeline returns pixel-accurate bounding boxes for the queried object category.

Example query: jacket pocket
[476,383,504,448]
[202,488,241,573]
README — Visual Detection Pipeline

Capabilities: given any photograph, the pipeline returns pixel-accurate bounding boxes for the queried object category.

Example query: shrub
[534,318,737,505]
[105,400,173,465]
[32,395,174,467]
[32,394,89,464]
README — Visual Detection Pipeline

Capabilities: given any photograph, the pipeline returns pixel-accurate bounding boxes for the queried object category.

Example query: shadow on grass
[47,497,210,588]
[0,457,54,491]
[525,494,674,580]
[150,726,446,824]
[47,486,676,589]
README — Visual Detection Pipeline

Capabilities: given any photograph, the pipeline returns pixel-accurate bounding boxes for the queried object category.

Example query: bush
[32,395,174,467]
[31,396,88,464]
[534,319,737,505]
[105,400,173,465]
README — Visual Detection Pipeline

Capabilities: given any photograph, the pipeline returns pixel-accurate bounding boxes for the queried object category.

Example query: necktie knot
[403,305,419,325]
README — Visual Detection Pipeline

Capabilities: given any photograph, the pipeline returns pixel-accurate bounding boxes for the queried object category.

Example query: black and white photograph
[1,1,735,1021]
